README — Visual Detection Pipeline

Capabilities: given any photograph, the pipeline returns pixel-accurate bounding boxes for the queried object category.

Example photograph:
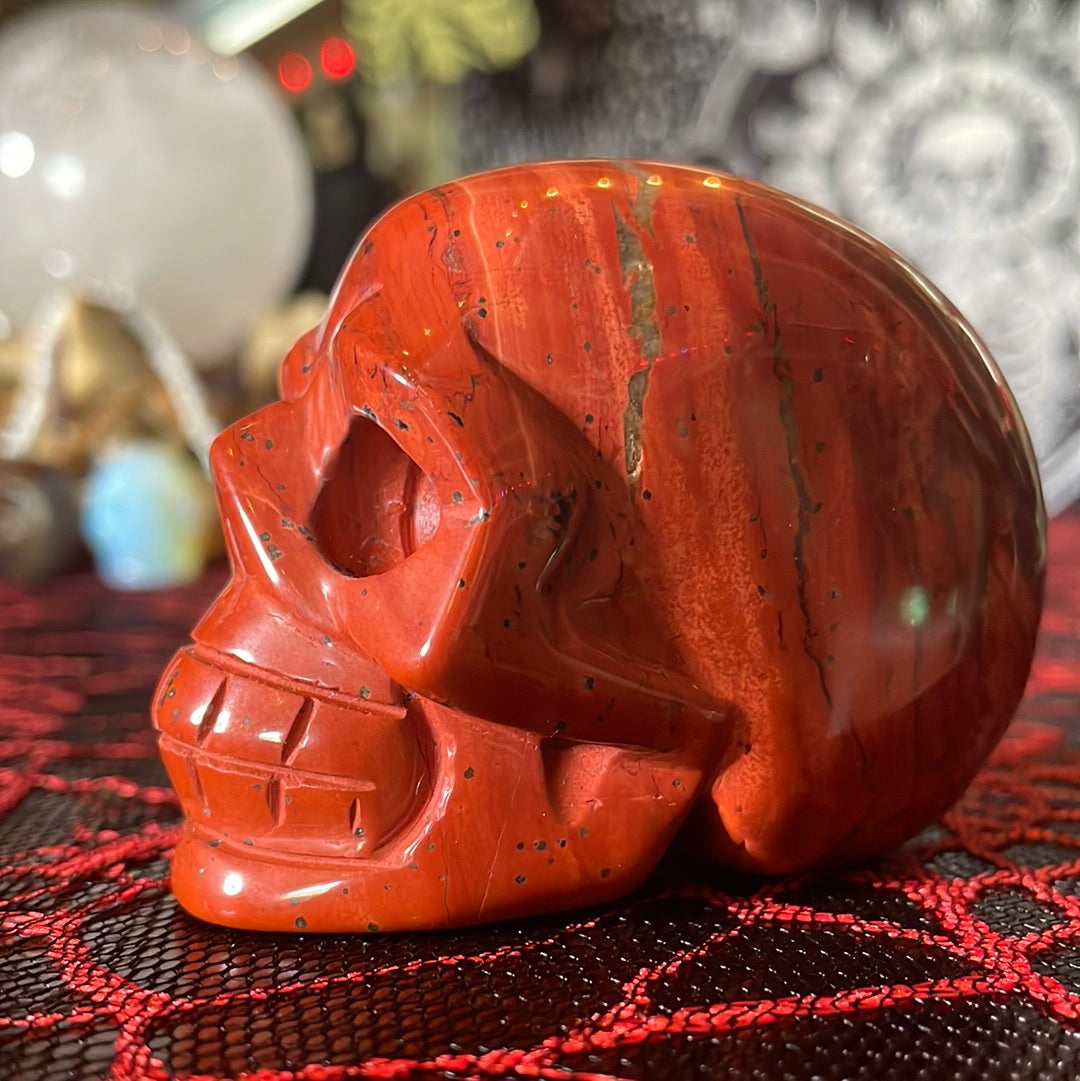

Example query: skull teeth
[195,678,227,747]
[349,796,365,840]
[154,646,433,859]
[170,740,378,856]
[265,775,286,827]
[281,697,315,766]
[184,749,208,813]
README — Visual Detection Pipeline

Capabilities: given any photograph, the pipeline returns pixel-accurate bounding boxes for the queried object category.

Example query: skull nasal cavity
[311,416,440,577]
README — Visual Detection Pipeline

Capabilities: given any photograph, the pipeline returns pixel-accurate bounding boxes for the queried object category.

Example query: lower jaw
[157,652,715,932]
[170,820,462,932]
[166,730,710,933]
[169,808,659,933]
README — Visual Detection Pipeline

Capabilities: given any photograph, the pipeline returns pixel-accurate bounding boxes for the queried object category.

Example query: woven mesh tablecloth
[3,516,1080,1080]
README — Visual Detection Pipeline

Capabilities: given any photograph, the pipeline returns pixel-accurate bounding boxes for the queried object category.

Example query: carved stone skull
[154,162,1044,932]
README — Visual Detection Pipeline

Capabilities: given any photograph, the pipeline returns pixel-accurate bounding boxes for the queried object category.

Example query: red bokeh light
[278,52,313,93]
[319,36,355,80]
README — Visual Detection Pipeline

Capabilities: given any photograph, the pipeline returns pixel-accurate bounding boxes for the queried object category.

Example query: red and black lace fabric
[2,519,1080,1081]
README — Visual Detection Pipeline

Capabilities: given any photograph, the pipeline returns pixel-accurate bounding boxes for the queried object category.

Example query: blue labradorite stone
[81,441,212,589]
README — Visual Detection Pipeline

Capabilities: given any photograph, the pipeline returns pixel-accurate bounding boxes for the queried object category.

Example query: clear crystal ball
[0,1,314,362]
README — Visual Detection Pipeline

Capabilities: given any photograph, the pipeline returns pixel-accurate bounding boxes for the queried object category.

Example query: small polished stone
[0,461,79,584]
[153,162,1045,933]
[82,440,213,590]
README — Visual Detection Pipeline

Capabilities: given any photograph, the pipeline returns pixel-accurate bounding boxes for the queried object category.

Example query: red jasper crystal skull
[153,162,1045,932]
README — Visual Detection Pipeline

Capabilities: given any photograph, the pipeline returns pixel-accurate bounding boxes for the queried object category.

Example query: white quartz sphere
[0,2,314,362]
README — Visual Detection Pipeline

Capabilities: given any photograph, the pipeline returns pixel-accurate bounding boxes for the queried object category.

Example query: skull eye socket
[311,415,441,577]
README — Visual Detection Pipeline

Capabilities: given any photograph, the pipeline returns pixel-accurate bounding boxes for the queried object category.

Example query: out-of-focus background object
[0,0,1076,590]
[80,438,216,588]
[749,0,1080,515]
[0,0,313,364]
[0,294,225,586]
[0,460,80,584]
[0,0,316,587]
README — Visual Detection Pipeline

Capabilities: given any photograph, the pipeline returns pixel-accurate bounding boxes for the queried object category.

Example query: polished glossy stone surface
[153,162,1046,932]
[82,441,213,590]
